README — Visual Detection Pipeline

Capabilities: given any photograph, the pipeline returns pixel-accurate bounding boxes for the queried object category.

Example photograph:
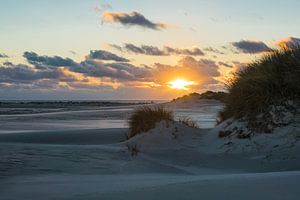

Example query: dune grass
[219,47,300,121]
[127,106,174,139]
[178,117,199,128]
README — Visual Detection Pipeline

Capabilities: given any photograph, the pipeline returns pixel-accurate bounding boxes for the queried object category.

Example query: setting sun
[168,79,195,90]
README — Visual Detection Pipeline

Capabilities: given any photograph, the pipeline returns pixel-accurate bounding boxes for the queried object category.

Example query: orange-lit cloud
[149,56,222,93]
[274,37,300,49]
[58,67,122,89]
[1,45,227,96]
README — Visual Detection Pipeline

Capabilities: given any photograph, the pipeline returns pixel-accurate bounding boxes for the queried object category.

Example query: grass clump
[220,47,300,122]
[178,117,199,128]
[127,106,174,139]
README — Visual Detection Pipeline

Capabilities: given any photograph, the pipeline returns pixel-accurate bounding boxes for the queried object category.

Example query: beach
[0,100,299,200]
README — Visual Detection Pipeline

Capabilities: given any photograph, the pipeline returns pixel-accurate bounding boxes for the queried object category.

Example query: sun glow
[168,79,195,90]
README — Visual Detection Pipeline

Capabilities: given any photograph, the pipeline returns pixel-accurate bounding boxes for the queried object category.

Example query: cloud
[1,50,225,99]
[2,61,13,66]
[124,44,165,55]
[4,51,219,89]
[76,59,151,81]
[204,47,225,55]
[107,44,123,52]
[110,43,205,56]
[24,49,131,70]
[88,50,130,62]
[163,47,205,56]
[94,4,112,13]
[22,51,150,82]
[102,11,168,30]
[274,37,300,48]
[0,53,9,58]
[0,64,61,84]
[0,61,129,92]
[153,56,220,89]
[69,50,77,55]
[23,51,78,69]
[232,61,248,72]
[231,40,272,54]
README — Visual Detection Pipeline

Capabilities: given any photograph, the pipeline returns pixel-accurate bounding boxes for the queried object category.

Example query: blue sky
[0,0,299,100]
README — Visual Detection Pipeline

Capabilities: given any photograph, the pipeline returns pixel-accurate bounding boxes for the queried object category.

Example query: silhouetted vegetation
[172,91,228,103]
[219,47,300,121]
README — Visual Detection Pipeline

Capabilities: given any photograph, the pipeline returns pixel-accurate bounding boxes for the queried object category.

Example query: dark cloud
[24,50,131,72]
[0,53,9,58]
[102,11,168,30]
[0,60,135,91]
[110,43,204,56]
[76,59,150,81]
[0,64,60,84]
[275,37,300,48]
[2,61,13,66]
[22,51,151,82]
[23,51,78,69]
[88,50,130,62]
[231,40,272,54]
[124,44,165,55]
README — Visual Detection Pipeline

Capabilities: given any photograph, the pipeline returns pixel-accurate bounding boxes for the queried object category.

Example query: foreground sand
[0,101,299,200]
[1,172,299,200]
[1,120,299,200]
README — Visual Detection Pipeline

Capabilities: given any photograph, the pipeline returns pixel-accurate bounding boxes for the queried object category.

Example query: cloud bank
[110,43,205,56]
[0,49,224,99]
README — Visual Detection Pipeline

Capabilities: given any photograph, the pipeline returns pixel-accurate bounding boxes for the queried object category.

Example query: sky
[1,0,300,100]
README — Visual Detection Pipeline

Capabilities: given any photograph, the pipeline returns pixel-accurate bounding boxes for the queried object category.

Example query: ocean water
[0,100,223,134]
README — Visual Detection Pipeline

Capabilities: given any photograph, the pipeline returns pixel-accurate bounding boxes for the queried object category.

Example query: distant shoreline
[0,100,156,115]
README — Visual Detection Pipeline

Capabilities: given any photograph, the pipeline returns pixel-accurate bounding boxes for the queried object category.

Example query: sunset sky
[1,0,300,100]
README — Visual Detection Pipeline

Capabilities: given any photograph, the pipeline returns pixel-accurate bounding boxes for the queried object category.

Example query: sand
[0,100,299,200]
